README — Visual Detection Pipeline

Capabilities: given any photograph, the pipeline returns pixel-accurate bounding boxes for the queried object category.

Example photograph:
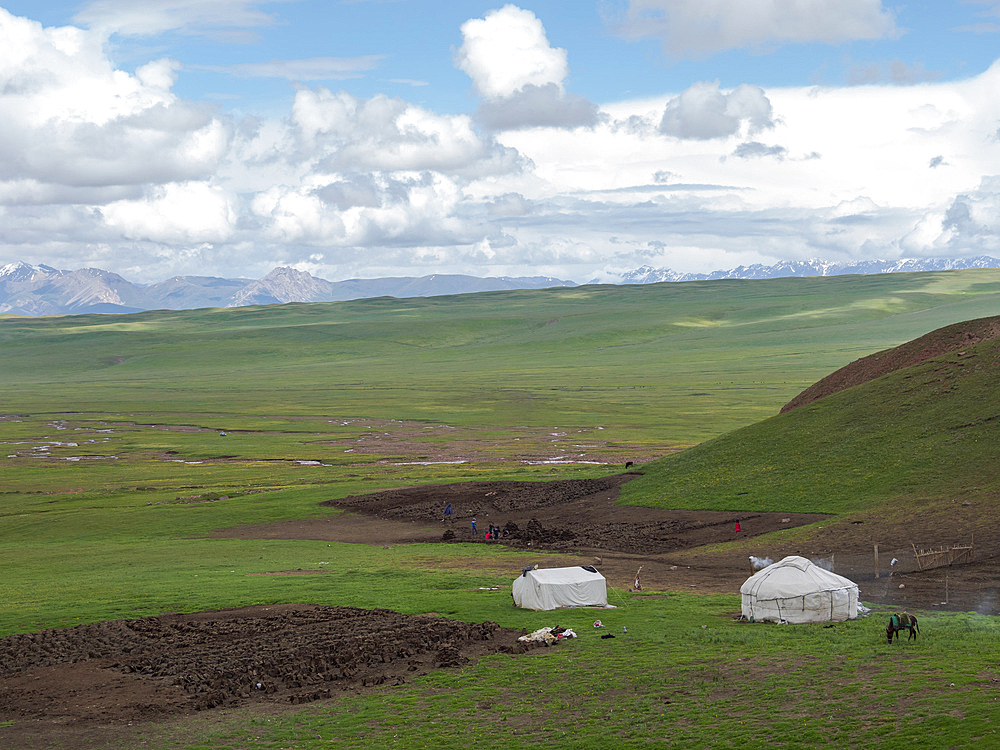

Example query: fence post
[874,544,879,579]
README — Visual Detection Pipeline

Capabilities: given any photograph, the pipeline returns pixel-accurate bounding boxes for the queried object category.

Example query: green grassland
[4,270,1000,447]
[3,271,1000,748]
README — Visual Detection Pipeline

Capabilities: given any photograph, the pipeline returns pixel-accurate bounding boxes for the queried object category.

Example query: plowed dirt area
[0,604,525,749]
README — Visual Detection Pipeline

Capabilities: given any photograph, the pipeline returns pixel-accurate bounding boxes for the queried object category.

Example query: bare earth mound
[216,475,826,564]
[0,604,525,749]
[319,474,826,556]
[781,315,1000,412]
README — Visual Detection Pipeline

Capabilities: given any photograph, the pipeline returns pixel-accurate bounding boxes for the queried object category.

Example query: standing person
[443,503,453,523]
[471,517,477,536]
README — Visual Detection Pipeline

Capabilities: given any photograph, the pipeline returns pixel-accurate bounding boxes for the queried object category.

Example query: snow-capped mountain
[0,262,148,316]
[606,256,1000,284]
[615,266,691,284]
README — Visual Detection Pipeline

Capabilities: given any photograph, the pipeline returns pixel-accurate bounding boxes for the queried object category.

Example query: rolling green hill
[623,318,1000,514]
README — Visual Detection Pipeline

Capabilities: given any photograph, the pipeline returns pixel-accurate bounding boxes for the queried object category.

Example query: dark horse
[886,612,919,643]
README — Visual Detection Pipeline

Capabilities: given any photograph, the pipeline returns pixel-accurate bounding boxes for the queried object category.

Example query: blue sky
[12,1,1000,112]
[3,1,1000,283]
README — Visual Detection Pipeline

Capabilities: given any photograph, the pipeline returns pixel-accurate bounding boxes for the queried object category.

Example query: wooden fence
[911,536,974,571]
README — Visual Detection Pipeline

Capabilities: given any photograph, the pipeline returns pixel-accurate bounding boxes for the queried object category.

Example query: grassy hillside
[4,270,1000,450]
[624,329,1000,514]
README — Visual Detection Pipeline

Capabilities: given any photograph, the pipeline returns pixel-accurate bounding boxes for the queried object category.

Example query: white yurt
[740,555,859,624]
[512,566,608,610]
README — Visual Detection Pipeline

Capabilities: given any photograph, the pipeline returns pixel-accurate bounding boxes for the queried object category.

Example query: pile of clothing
[517,626,577,645]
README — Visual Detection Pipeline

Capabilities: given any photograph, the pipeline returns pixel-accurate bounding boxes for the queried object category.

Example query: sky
[4,1,1000,283]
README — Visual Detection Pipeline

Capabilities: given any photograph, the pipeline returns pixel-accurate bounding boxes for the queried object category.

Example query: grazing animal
[625,461,634,469]
[886,612,919,643]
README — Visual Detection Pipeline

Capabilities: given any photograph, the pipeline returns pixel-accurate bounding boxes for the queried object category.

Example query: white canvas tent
[740,555,859,624]
[512,566,608,610]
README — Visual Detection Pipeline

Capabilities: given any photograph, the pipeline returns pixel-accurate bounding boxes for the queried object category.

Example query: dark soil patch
[0,604,527,749]
[317,474,826,557]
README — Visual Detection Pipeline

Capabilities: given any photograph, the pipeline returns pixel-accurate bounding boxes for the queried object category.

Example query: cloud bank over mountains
[2,2,1000,285]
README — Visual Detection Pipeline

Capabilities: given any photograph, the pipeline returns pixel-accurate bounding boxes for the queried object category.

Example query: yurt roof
[740,555,858,599]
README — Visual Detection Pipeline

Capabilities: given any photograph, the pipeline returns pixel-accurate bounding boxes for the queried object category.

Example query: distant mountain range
[2,256,999,316]
[608,256,1000,283]
[0,263,575,316]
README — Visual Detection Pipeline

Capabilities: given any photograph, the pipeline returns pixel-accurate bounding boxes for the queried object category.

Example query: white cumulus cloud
[290,87,523,175]
[101,182,237,244]
[919,176,1000,255]
[659,82,774,139]
[456,5,568,98]
[456,5,598,131]
[0,9,230,193]
[247,167,479,250]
